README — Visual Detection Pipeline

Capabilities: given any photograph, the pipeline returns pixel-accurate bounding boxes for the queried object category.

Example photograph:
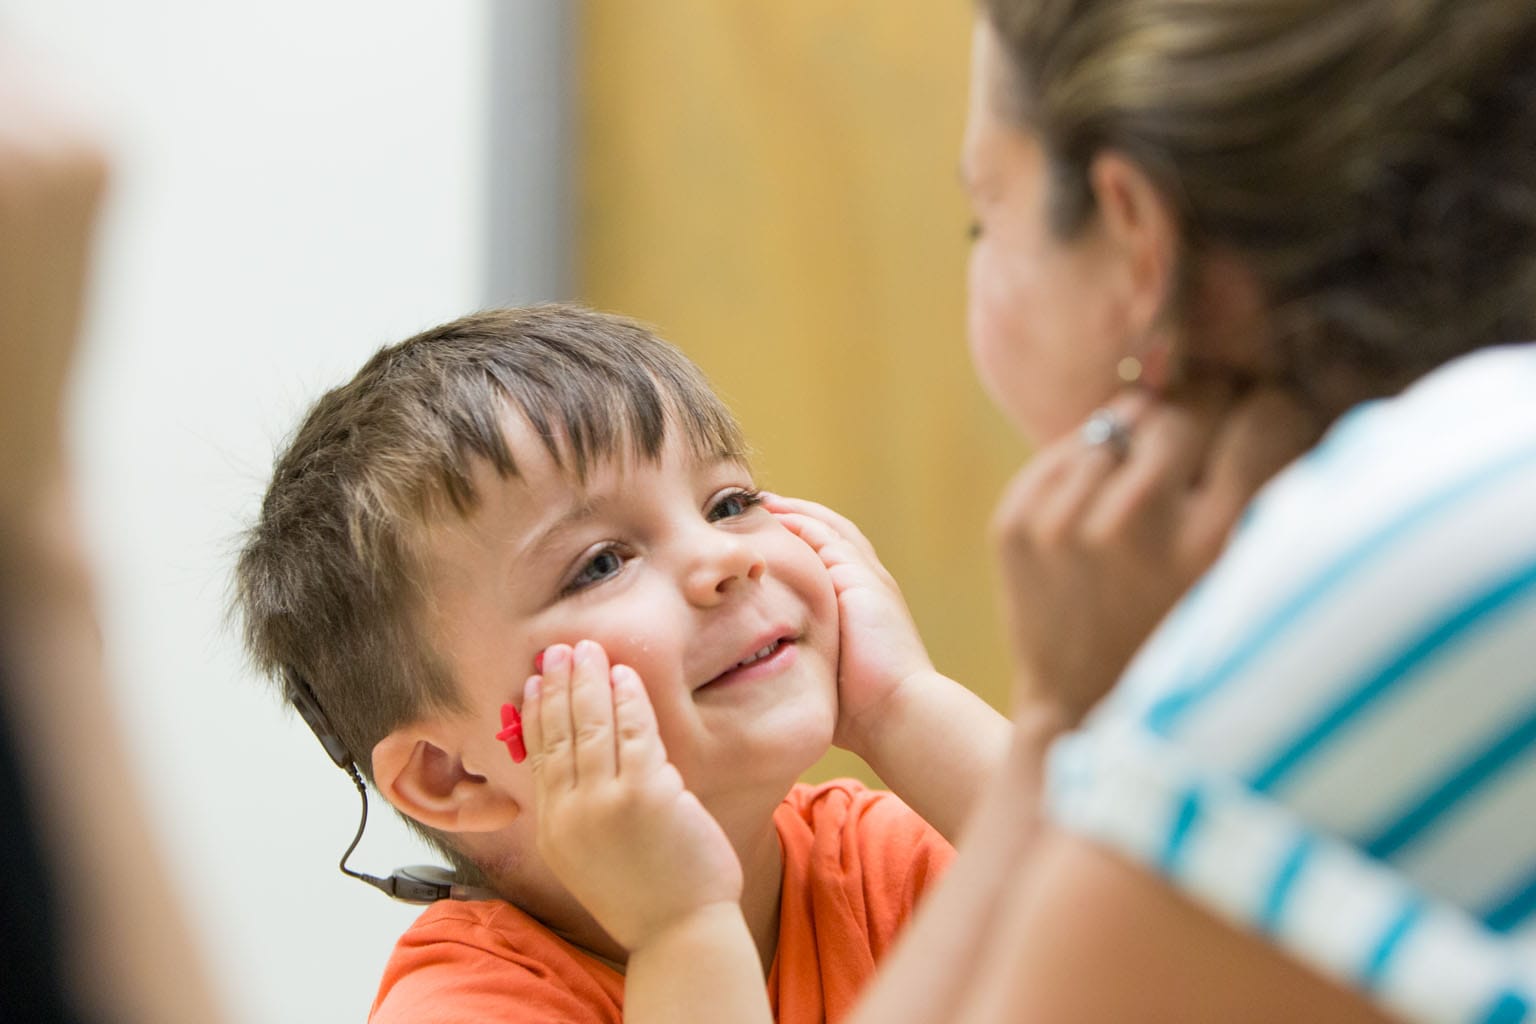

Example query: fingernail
[574,639,597,664]
[496,703,526,764]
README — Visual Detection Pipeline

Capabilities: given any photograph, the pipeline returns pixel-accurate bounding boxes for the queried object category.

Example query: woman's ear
[372,724,521,833]
[1089,150,1181,389]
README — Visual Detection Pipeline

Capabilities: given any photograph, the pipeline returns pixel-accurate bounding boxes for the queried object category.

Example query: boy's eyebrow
[520,498,603,562]
[515,452,752,562]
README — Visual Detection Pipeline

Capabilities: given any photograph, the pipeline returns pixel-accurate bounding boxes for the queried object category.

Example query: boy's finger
[773,512,865,580]
[520,675,543,766]
[762,493,879,563]
[534,644,576,791]
[611,664,667,776]
[772,510,839,556]
[569,639,617,783]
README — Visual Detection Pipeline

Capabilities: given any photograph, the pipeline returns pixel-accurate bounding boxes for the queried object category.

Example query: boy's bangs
[503,365,748,484]
[412,316,749,521]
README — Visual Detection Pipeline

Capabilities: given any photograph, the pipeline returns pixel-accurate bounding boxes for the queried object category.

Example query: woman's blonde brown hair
[981,0,1536,404]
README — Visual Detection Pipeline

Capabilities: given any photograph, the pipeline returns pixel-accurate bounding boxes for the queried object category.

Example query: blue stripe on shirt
[1484,865,1536,933]
[1480,990,1532,1024]
[1364,698,1536,860]
[1145,445,1536,737]
[1158,787,1203,876]
[1258,834,1314,935]
[1249,553,1536,794]
[1360,898,1424,990]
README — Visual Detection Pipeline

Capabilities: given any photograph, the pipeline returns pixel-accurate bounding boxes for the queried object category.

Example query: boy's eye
[564,546,627,594]
[707,488,764,522]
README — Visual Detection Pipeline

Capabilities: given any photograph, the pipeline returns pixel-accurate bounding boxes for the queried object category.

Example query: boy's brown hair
[234,304,745,871]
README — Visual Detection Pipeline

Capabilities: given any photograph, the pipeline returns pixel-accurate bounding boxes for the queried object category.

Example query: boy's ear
[372,723,521,833]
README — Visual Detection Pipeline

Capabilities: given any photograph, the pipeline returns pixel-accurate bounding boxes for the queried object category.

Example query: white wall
[0,2,534,1021]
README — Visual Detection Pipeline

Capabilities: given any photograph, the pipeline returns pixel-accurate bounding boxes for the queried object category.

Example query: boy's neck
[726,810,786,974]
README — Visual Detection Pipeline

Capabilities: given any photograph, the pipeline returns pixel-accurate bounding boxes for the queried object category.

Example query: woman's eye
[966,219,983,243]
[707,488,763,522]
[565,547,626,593]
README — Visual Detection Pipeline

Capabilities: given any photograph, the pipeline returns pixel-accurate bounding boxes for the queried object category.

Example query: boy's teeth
[736,641,778,668]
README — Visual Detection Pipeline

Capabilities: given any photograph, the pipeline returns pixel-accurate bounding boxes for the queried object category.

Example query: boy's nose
[682,532,766,606]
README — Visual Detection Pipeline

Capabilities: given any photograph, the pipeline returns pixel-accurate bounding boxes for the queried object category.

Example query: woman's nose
[682,531,766,606]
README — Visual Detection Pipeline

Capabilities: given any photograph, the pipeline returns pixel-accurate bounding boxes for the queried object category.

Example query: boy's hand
[992,386,1316,724]
[523,640,743,953]
[762,495,936,759]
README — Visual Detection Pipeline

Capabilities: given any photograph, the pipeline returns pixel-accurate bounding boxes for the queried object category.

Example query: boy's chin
[751,709,837,779]
[695,715,835,793]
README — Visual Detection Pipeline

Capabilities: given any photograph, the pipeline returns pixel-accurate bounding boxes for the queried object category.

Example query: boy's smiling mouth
[695,632,798,692]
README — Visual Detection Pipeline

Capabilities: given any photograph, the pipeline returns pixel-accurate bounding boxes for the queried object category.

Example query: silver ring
[1080,408,1132,460]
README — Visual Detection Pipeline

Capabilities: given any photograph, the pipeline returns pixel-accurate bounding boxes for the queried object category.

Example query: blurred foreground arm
[0,65,226,1024]
[847,724,1399,1024]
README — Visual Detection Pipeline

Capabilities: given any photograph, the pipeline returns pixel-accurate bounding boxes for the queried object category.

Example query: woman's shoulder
[1183,342,1536,640]
[1093,340,1536,782]
[1292,341,1536,503]
[1041,347,1536,1013]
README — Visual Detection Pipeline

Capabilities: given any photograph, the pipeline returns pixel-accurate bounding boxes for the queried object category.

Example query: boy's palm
[524,642,742,953]
[763,496,935,757]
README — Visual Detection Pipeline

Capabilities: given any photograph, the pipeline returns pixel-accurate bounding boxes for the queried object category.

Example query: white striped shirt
[1046,343,1536,1023]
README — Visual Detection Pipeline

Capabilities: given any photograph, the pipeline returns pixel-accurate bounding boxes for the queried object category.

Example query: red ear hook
[497,704,526,763]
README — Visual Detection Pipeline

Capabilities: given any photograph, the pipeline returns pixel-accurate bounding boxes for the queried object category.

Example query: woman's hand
[523,640,743,953]
[993,386,1316,724]
[0,63,108,532]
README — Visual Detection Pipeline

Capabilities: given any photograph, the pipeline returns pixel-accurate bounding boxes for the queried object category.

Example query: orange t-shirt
[369,780,953,1023]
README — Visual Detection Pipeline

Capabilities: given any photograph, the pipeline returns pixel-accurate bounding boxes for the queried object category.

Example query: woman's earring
[1116,355,1143,385]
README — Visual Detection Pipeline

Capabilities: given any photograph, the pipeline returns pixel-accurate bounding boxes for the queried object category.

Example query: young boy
[235,305,1007,1022]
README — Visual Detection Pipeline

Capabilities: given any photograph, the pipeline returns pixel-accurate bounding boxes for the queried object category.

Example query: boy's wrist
[624,900,771,1024]
[838,667,949,768]
[627,900,750,958]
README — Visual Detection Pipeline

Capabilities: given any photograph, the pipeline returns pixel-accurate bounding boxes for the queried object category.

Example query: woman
[851,2,1536,1021]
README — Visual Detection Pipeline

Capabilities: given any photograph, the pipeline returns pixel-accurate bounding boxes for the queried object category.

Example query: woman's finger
[1028,393,1150,546]
[1182,388,1318,566]
[1085,394,1221,545]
